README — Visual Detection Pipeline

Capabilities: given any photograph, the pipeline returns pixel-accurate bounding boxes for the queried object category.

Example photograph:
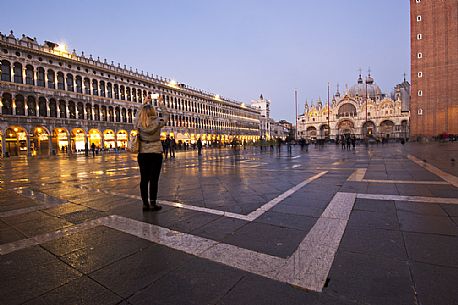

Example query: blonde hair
[137,97,157,128]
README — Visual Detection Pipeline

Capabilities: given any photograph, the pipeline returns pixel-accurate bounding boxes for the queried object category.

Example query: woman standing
[135,94,169,211]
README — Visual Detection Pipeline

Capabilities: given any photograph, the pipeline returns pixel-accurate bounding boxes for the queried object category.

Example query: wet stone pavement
[0,142,457,305]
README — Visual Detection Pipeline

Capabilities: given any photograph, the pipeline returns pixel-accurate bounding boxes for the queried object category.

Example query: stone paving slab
[0,143,457,304]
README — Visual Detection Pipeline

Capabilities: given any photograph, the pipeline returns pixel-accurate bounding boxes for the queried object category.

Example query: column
[22,67,26,84]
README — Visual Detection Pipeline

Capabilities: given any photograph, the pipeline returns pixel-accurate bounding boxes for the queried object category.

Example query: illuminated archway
[53,128,69,154]
[88,129,102,148]
[5,126,28,156]
[103,129,115,149]
[116,130,128,149]
[32,126,50,156]
[71,128,86,152]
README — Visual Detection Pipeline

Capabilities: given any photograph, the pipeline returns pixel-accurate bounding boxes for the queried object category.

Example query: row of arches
[303,119,409,139]
[0,59,259,123]
[1,93,135,123]
[1,126,131,157]
[1,92,258,133]
[1,60,150,103]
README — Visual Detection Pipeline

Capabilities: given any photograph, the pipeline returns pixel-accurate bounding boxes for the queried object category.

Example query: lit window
[418,71,423,78]
[418,108,423,115]
[417,52,423,59]
[418,90,423,96]
[416,0,421,3]
[417,15,422,22]
[417,34,422,40]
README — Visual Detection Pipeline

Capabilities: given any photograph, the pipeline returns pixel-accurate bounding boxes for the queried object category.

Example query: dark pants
[138,153,163,206]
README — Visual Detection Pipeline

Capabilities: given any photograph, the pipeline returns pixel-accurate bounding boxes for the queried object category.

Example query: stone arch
[68,100,76,119]
[86,103,93,120]
[117,129,128,149]
[49,98,57,117]
[77,102,84,120]
[13,62,22,83]
[380,120,395,138]
[53,127,70,154]
[88,128,102,148]
[58,99,66,118]
[57,72,65,90]
[337,119,355,135]
[27,95,37,116]
[25,64,34,85]
[15,94,25,116]
[338,103,357,118]
[103,129,115,149]
[1,60,11,81]
[37,67,45,87]
[75,75,83,93]
[92,79,98,95]
[31,126,50,156]
[362,120,377,137]
[2,92,13,115]
[47,69,55,89]
[5,125,28,156]
[71,128,87,152]
[38,96,47,117]
[66,73,74,92]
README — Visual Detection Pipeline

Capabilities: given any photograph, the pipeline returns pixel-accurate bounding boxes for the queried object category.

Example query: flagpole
[327,82,330,140]
[295,89,298,140]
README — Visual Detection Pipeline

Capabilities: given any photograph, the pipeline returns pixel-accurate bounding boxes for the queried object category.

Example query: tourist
[135,94,169,211]
[197,137,203,156]
[91,142,96,157]
[170,136,176,158]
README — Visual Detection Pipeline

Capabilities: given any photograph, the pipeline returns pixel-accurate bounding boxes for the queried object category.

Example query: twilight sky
[1,0,410,122]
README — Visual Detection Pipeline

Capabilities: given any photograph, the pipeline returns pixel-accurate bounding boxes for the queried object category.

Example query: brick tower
[410,0,458,137]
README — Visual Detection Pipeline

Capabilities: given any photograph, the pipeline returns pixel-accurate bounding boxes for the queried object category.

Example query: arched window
[114,84,119,99]
[86,103,93,120]
[47,70,55,89]
[107,82,113,98]
[99,81,105,97]
[120,85,125,100]
[26,65,34,85]
[59,100,66,118]
[94,105,100,121]
[68,101,76,119]
[75,76,83,93]
[37,67,45,87]
[27,96,36,116]
[101,106,107,121]
[122,108,127,122]
[39,97,47,117]
[77,102,84,120]
[128,109,132,123]
[66,73,74,91]
[57,72,65,90]
[15,95,25,115]
[13,62,23,84]
[108,106,114,122]
[84,77,91,94]
[126,87,131,101]
[92,79,98,95]
[49,99,57,117]
[138,89,143,103]
[132,88,137,103]
[338,103,357,117]
[1,93,13,115]
[115,107,120,122]
[1,60,11,82]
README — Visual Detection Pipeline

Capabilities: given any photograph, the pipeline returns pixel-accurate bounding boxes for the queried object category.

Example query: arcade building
[0,31,261,157]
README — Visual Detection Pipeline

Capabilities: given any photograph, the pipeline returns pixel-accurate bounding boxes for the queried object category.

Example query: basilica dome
[348,74,383,99]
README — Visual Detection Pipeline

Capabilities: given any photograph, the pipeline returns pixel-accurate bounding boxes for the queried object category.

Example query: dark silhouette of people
[197,138,203,156]
[91,142,96,156]
[170,136,176,158]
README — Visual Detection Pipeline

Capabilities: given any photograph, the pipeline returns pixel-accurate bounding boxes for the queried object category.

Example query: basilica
[297,73,410,141]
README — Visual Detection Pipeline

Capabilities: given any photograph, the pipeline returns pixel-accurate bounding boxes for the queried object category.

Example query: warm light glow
[13,128,18,132]
[214,94,221,100]
[56,43,68,53]
[168,79,177,87]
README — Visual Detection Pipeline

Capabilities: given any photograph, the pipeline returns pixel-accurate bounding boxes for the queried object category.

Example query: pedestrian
[163,135,171,159]
[341,135,345,150]
[346,135,351,150]
[351,135,356,149]
[197,137,203,156]
[135,94,169,211]
[170,136,176,158]
[91,142,96,157]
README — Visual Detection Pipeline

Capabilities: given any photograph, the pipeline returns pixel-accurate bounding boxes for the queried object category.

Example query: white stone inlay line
[95,171,328,222]
[346,168,449,185]
[0,192,355,292]
[408,154,458,188]
[347,168,367,181]
[356,193,458,205]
